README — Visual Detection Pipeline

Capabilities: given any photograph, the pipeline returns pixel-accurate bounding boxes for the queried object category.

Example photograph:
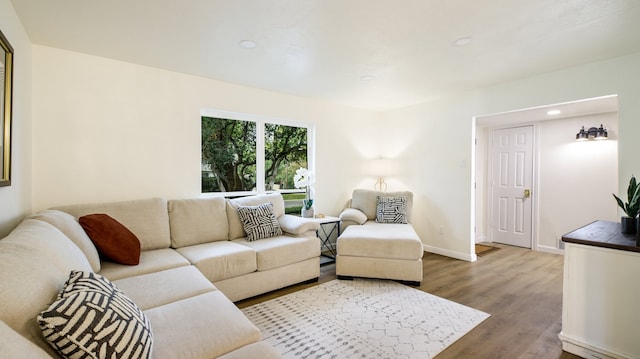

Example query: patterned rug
[242,279,490,358]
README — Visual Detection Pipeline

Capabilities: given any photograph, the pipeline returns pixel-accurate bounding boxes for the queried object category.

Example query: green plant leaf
[629,185,640,217]
[303,199,313,210]
[613,193,625,211]
[628,176,638,202]
[614,176,640,217]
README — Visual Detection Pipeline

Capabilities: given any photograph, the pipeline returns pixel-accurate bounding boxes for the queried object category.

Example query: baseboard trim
[423,244,476,262]
[558,332,629,359]
[537,245,564,255]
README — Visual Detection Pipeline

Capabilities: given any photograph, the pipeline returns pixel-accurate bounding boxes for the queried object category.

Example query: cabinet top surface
[561,220,640,253]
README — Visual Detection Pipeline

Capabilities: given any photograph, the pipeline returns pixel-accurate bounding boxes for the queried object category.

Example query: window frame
[201,108,315,197]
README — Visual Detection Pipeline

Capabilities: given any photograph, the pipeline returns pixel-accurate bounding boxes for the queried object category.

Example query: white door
[491,126,534,248]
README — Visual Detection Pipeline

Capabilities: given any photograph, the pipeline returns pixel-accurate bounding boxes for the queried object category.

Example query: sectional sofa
[0,193,321,358]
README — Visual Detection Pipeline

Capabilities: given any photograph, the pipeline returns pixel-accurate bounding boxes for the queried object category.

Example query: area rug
[242,279,490,358]
[475,243,501,257]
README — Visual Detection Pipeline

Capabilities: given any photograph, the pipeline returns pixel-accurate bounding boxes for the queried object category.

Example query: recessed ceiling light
[547,109,562,115]
[360,75,376,82]
[239,40,258,49]
[452,36,472,47]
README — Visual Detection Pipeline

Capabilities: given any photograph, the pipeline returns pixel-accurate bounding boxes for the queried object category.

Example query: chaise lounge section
[336,189,424,285]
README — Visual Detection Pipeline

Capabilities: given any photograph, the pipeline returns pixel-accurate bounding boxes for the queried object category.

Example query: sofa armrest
[278,215,320,235]
[339,208,368,225]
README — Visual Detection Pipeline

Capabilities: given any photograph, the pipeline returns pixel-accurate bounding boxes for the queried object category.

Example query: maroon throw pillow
[79,214,141,265]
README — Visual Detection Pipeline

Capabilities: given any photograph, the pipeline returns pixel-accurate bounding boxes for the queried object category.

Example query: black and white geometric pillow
[376,196,408,224]
[237,202,283,241]
[38,271,153,359]
[56,270,114,300]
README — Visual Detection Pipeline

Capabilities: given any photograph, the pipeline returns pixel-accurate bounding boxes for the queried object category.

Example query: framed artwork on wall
[0,29,13,187]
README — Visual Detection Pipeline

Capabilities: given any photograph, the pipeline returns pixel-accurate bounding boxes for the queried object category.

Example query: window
[201,109,313,195]
[201,117,257,192]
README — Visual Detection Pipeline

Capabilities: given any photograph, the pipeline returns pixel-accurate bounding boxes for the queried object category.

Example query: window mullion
[256,121,266,193]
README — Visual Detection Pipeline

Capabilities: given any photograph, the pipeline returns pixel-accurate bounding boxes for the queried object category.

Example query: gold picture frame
[0,29,13,187]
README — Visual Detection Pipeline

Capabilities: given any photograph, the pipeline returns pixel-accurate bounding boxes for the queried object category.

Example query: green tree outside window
[201,116,309,194]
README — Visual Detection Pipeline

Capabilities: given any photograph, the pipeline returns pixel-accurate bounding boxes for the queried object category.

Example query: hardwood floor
[236,245,581,359]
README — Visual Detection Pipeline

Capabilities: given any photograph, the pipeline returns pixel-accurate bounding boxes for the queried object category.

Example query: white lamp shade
[371,157,391,177]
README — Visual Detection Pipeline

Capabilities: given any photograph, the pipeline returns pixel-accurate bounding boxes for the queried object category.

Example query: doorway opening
[474,95,619,254]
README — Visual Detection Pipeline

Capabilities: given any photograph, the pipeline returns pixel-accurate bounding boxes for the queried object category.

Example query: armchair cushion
[339,208,368,225]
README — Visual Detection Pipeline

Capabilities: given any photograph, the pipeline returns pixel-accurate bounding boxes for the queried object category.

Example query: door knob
[524,189,531,198]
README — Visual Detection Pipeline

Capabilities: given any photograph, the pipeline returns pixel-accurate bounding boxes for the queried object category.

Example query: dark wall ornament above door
[0,29,13,187]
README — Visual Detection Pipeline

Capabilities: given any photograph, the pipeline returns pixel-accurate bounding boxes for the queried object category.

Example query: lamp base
[374,178,387,192]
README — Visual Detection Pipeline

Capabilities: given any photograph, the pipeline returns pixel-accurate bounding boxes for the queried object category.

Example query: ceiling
[10,0,640,111]
[476,95,619,127]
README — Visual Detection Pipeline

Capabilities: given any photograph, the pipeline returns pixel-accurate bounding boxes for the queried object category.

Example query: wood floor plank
[235,245,581,359]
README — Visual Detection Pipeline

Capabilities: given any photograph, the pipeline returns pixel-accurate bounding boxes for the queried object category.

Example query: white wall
[31,46,377,218]
[537,113,619,251]
[385,52,640,261]
[0,0,32,237]
[475,126,488,243]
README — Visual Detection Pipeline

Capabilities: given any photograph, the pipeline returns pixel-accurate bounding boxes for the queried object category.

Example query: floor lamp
[371,157,390,192]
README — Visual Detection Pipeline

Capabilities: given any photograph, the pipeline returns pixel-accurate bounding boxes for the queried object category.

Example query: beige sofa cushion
[176,241,257,282]
[53,197,171,251]
[0,320,52,359]
[168,197,229,248]
[144,291,262,358]
[234,235,320,271]
[337,222,423,260]
[0,219,92,356]
[28,209,101,272]
[98,248,190,281]
[227,193,286,240]
[351,189,414,222]
[114,266,216,311]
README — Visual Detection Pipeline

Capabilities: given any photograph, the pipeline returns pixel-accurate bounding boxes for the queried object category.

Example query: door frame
[486,123,540,250]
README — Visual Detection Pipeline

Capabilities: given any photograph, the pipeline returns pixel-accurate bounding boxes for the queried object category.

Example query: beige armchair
[336,189,424,285]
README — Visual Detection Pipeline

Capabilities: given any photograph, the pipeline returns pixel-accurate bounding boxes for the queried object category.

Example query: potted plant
[613,175,640,234]
[294,167,314,218]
